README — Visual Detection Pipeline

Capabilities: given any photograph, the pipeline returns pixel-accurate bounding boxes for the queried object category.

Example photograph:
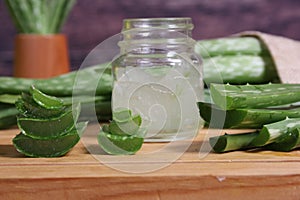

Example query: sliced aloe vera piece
[209,131,259,153]
[97,130,144,155]
[17,104,80,139]
[112,108,132,122]
[251,118,300,146]
[109,114,142,136]
[13,122,87,157]
[30,85,64,109]
[16,93,65,118]
[263,128,300,152]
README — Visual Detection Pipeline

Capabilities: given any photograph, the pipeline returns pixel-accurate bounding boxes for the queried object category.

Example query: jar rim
[122,17,194,31]
[123,17,192,22]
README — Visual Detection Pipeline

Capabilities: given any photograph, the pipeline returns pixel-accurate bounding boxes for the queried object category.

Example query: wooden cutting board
[1,125,300,200]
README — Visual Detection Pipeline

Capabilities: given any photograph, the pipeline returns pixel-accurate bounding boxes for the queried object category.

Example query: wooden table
[1,125,300,200]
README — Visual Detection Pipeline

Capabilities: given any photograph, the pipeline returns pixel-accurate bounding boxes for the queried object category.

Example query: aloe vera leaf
[0,65,112,96]
[5,0,34,33]
[0,107,18,129]
[54,0,76,33]
[109,115,142,136]
[209,131,259,153]
[4,0,27,32]
[13,122,87,157]
[251,118,300,146]
[198,102,300,129]
[30,85,64,109]
[195,37,268,58]
[210,83,300,110]
[17,0,38,33]
[0,77,34,95]
[203,55,278,84]
[263,128,300,152]
[30,0,47,34]
[0,94,20,104]
[17,104,80,139]
[35,65,112,96]
[48,0,67,33]
[97,130,144,155]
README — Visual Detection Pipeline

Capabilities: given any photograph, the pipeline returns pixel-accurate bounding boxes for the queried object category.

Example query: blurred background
[0,0,299,76]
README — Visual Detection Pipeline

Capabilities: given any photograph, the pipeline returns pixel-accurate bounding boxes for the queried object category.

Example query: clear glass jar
[112,17,203,142]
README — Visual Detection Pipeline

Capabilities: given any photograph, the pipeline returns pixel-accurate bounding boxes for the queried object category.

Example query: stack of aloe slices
[98,109,145,155]
[198,83,300,153]
[13,86,87,157]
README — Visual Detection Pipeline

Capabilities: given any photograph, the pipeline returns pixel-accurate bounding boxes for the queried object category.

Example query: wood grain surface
[1,125,300,199]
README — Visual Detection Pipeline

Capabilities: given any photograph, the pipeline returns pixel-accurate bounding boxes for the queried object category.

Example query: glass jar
[112,17,204,142]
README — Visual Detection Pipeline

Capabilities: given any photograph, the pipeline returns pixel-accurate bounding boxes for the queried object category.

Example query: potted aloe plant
[5,0,76,78]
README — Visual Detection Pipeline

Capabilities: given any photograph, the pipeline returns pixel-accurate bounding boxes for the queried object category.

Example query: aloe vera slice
[210,83,300,110]
[109,114,142,136]
[16,93,65,118]
[251,118,300,146]
[13,122,87,157]
[17,104,80,139]
[198,102,300,129]
[209,131,259,153]
[112,108,132,122]
[97,130,144,155]
[263,128,300,152]
[30,85,64,109]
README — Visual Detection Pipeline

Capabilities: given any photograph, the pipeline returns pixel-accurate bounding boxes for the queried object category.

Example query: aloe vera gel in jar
[112,18,204,142]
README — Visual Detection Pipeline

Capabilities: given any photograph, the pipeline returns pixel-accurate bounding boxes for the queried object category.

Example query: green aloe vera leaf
[48,0,76,33]
[16,93,65,119]
[80,101,112,120]
[13,122,87,158]
[5,0,76,34]
[210,83,300,110]
[0,103,15,110]
[0,64,112,96]
[0,107,18,129]
[97,130,144,155]
[102,124,110,133]
[198,102,300,129]
[5,0,27,32]
[109,115,142,136]
[209,131,259,153]
[17,104,80,139]
[0,77,34,95]
[263,128,300,152]
[112,108,132,122]
[203,55,278,85]
[0,94,20,104]
[195,37,268,58]
[251,118,300,146]
[61,95,110,106]
[30,85,64,109]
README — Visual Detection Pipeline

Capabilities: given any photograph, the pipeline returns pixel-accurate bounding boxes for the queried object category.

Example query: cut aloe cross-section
[97,130,144,155]
[30,85,64,109]
[13,122,87,157]
[17,104,80,139]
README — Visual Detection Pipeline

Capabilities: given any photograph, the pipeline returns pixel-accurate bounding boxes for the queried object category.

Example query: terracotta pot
[13,34,70,78]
